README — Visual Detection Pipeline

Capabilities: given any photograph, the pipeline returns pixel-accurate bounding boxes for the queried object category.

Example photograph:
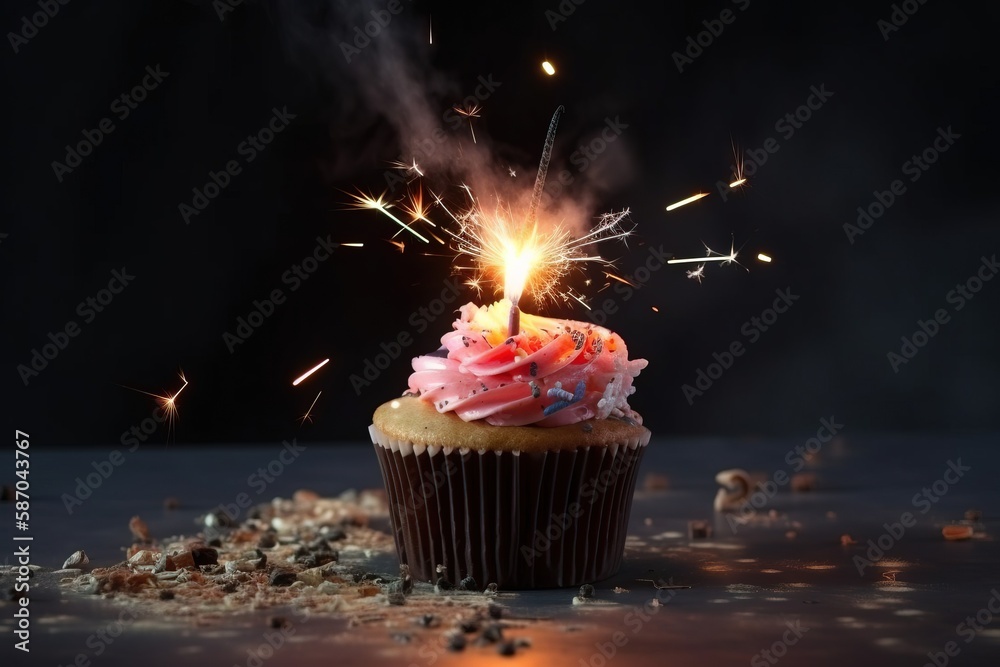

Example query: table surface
[2,432,998,666]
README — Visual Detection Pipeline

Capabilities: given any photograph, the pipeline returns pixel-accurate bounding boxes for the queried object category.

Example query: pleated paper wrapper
[370,424,648,589]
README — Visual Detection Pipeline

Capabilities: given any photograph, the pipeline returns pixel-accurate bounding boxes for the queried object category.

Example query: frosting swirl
[408,300,647,427]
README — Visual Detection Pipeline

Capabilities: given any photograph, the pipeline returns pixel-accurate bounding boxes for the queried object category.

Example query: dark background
[2,0,998,446]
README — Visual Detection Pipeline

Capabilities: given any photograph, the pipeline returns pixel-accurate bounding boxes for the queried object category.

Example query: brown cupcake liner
[369,425,648,589]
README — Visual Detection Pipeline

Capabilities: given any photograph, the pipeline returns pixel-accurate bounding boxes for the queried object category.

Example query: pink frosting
[407,300,647,427]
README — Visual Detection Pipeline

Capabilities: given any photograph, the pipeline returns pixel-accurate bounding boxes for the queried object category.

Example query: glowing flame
[450,206,631,307]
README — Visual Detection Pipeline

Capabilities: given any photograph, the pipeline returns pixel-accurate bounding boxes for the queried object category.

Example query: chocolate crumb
[458,576,477,591]
[578,584,595,599]
[497,640,517,656]
[269,569,297,587]
[158,590,175,600]
[447,632,466,651]
[191,547,218,566]
[481,623,504,643]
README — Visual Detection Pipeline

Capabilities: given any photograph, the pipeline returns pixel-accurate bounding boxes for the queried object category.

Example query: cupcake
[369,299,649,589]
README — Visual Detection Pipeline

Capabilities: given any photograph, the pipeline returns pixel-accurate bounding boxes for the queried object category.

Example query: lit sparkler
[351,108,635,331]
[665,192,709,211]
[292,358,329,386]
[452,104,481,144]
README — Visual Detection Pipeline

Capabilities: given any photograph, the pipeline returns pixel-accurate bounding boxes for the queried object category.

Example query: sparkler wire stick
[509,105,565,337]
[526,105,565,228]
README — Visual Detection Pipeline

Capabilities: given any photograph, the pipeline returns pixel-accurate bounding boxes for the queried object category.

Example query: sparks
[122,371,189,441]
[757,253,772,263]
[398,187,438,229]
[668,240,738,266]
[729,138,747,188]
[428,15,432,44]
[665,192,709,211]
[686,265,706,283]
[451,206,632,307]
[508,167,516,178]
[651,306,660,312]
[388,239,405,253]
[299,391,322,426]
[542,60,556,76]
[453,104,481,144]
[292,358,329,386]
[389,158,424,178]
[605,271,638,288]
[341,242,364,247]
[346,189,430,243]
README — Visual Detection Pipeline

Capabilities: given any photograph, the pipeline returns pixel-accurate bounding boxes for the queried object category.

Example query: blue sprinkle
[543,381,587,416]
